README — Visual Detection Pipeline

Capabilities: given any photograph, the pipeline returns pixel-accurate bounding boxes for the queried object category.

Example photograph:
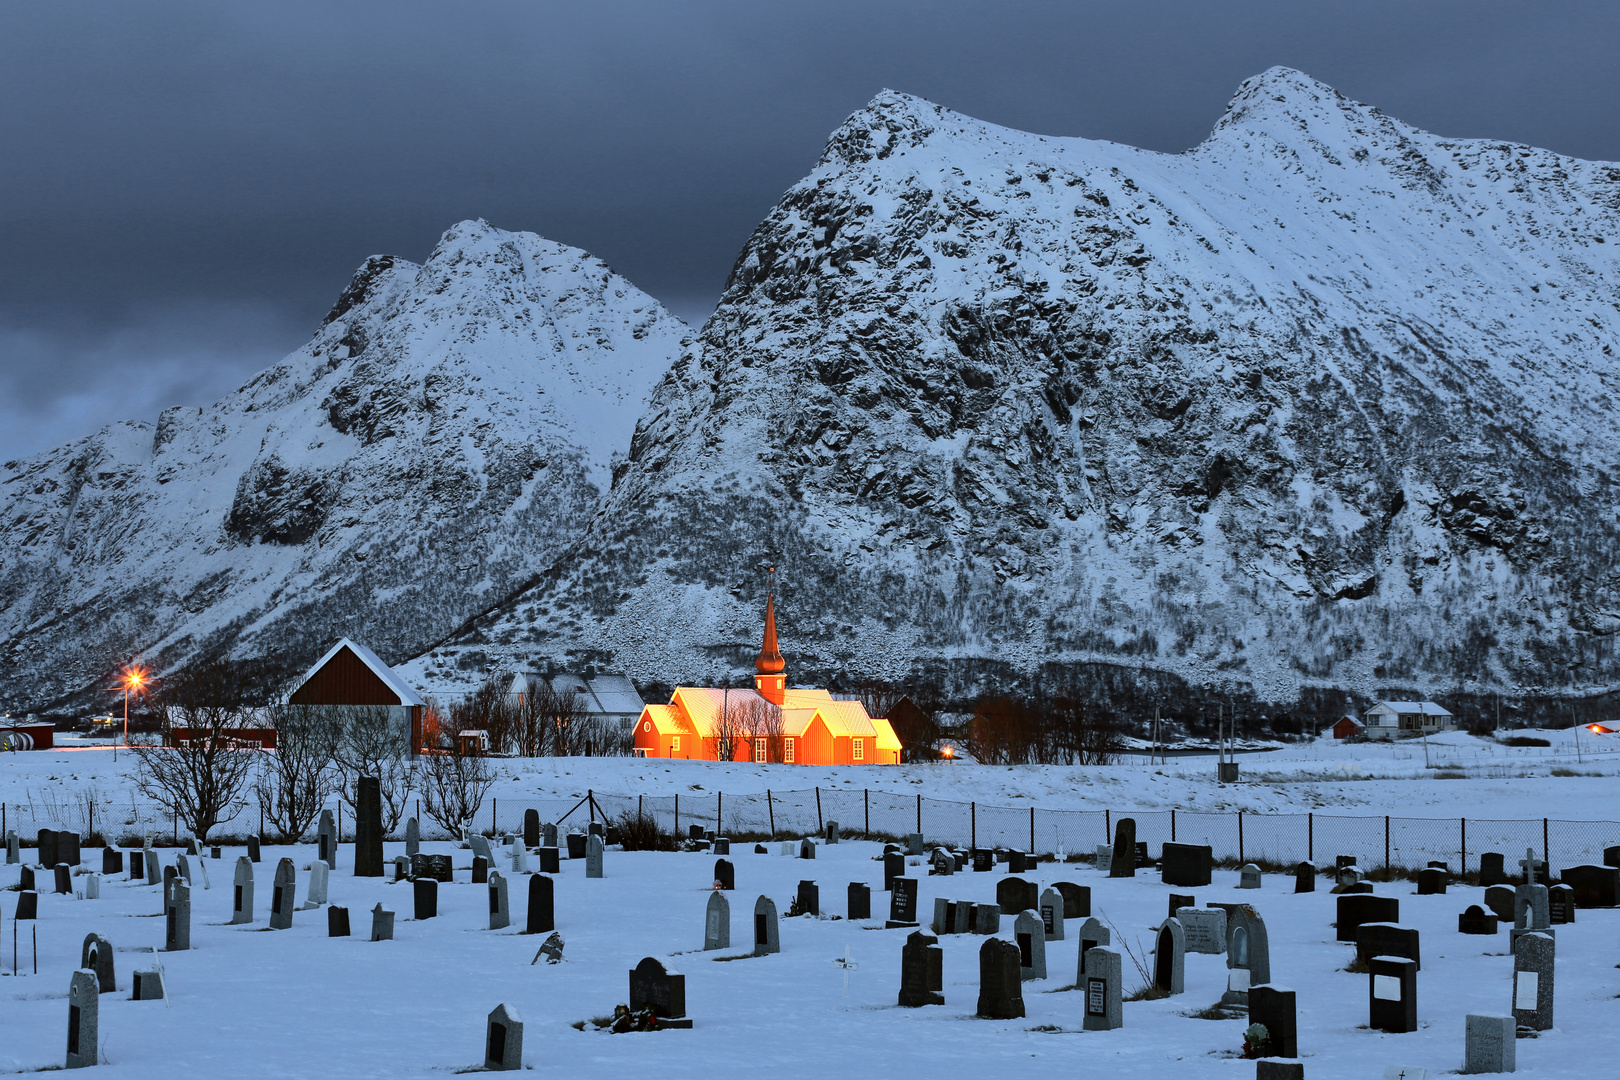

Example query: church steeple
[755,568,786,704]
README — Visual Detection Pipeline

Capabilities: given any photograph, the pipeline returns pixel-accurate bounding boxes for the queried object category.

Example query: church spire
[755,568,786,704]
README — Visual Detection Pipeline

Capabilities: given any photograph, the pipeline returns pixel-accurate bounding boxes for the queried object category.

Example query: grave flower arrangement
[1241,1022,1273,1058]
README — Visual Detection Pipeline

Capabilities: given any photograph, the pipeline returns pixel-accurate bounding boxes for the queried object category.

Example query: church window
[853,738,864,761]
[784,738,795,763]
[671,736,680,752]
[754,738,766,763]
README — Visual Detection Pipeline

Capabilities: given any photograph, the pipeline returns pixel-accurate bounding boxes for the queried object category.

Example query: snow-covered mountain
[0,220,690,712]
[409,69,1620,707]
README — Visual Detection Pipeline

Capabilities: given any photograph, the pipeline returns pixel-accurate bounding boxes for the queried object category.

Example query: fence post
[717,792,722,837]
[492,798,497,836]
[1460,818,1467,876]
[88,803,94,844]
[1238,811,1244,864]
[767,790,774,839]
[1308,812,1313,863]
[1170,808,1176,843]
[675,794,680,838]
[915,794,921,837]
[815,788,823,832]
[1384,816,1390,872]
[864,789,869,837]
[1105,809,1110,844]
[589,790,596,827]
[1543,818,1549,866]
[1029,806,1035,854]
[971,802,976,852]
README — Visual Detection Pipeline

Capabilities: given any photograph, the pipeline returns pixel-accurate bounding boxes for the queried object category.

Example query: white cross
[833,946,859,996]
[1520,848,1538,885]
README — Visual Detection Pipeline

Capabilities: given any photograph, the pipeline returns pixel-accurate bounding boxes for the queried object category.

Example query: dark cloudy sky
[2,1,1616,463]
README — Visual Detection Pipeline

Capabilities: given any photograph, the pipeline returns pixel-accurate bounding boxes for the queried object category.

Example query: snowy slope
[0,220,690,711]
[415,69,1620,706]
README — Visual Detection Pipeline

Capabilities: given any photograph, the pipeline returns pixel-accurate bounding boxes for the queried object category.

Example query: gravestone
[629,957,691,1026]
[542,822,557,848]
[164,864,178,912]
[67,968,99,1069]
[1547,884,1576,925]
[247,835,261,862]
[317,809,337,869]
[931,898,952,934]
[1054,882,1090,919]
[306,859,330,907]
[144,843,160,886]
[848,882,871,921]
[586,835,604,879]
[799,838,816,860]
[753,895,780,955]
[1153,917,1186,995]
[488,871,510,930]
[976,937,1026,1020]
[1356,923,1421,969]
[884,851,905,891]
[1094,844,1113,870]
[713,838,730,856]
[328,905,351,937]
[128,850,143,881]
[971,849,994,873]
[526,874,554,934]
[1560,864,1619,907]
[1511,931,1553,1032]
[1336,894,1398,942]
[930,849,953,876]
[898,930,944,1006]
[1458,905,1499,935]
[1039,887,1065,941]
[370,902,395,941]
[270,858,296,929]
[1512,883,1550,937]
[470,834,493,864]
[85,873,101,900]
[1007,850,1028,874]
[54,863,71,894]
[1605,844,1620,868]
[590,822,605,838]
[825,820,839,844]
[779,841,796,857]
[1076,916,1111,978]
[536,847,559,874]
[1517,849,1547,884]
[1161,842,1213,887]
[1109,819,1136,877]
[81,933,115,994]
[485,1003,523,1071]
[510,844,529,875]
[1463,1013,1515,1074]
[1222,906,1270,1007]
[186,838,200,858]
[232,856,254,924]
[413,877,438,919]
[165,881,191,951]
[952,900,976,934]
[1368,955,1418,1033]
[355,776,383,877]
[1013,909,1046,980]
[38,828,58,869]
[1294,862,1315,893]
[888,877,919,927]
[1337,865,1364,888]
[1178,906,1226,955]
[58,831,81,866]
[686,825,702,841]
[473,856,489,884]
[1483,885,1515,923]
[413,853,453,883]
[523,809,539,849]
[1416,868,1446,895]
[704,891,730,950]
[1248,984,1298,1057]
[905,833,924,855]
[996,876,1037,914]
[1081,946,1123,1030]
[796,880,820,917]
[755,844,767,854]
[1478,852,1506,887]
[130,969,165,1001]
[405,816,420,859]
[1255,1064,1304,1080]
[5,829,16,864]
[566,833,587,860]
[15,890,38,920]
[1239,863,1263,889]
[714,858,734,891]
[175,852,195,887]
[972,902,1001,935]
[394,856,411,881]
[102,847,122,876]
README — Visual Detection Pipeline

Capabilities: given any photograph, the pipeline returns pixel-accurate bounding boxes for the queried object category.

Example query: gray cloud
[2,1,1616,458]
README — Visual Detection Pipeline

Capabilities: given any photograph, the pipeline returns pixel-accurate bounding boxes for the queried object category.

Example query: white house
[1362,700,1456,740]
[506,672,646,734]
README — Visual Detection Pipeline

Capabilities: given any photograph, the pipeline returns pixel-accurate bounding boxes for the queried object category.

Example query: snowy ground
[2,729,1619,1076]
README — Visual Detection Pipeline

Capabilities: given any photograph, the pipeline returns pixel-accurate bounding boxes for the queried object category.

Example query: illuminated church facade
[632,589,901,765]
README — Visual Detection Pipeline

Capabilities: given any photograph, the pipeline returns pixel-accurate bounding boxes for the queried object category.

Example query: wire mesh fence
[6,786,1618,874]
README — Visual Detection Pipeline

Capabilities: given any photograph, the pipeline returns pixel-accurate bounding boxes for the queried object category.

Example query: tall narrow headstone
[128,849,144,882]
[270,858,296,930]
[1153,917,1186,995]
[231,856,254,924]
[753,895,780,955]
[38,828,58,869]
[526,874,554,934]
[305,859,330,907]
[542,822,557,848]
[714,858,735,890]
[1039,887,1066,941]
[848,882,871,921]
[1511,931,1553,1032]
[796,880,819,917]
[15,890,38,920]
[825,820,839,844]
[144,842,160,886]
[247,835,261,863]
[1368,955,1418,1033]
[1478,852,1506,887]
[488,871,510,930]
[165,881,191,951]
[1463,1013,1515,1074]
[884,850,905,891]
[354,775,384,877]
[329,905,351,937]
[1013,909,1047,980]
[566,833,586,859]
[5,829,17,864]
[54,863,72,894]
[81,934,115,994]
[58,831,82,867]
[470,834,493,864]
[405,816,420,860]
[898,930,945,1006]
[537,847,559,874]
[1081,945,1123,1030]
[976,937,1026,1019]
[317,809,337,869]
[510,844,529,875]
[473,856,489,884]
[1076,916,1111,979]
[370,902,395,941]
[175,852,195,888]
[1222,906,1270,1007]
[1294,862,1315,893]
[1109,819,1136,877]
[586,834,604,879]
[484,1003,523,1071]
[85,873,101,899]
[102,847,122,876]
[523,809,539,849]
[704,891,731,950]
[67,969,99,1069]
[889,877,919,927]
[414,878,438,919]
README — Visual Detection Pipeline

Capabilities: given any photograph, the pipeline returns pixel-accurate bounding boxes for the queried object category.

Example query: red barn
[1332,716,1364,740]
[287,638,427,754]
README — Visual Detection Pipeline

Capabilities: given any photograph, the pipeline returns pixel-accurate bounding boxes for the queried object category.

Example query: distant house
[1332,716,1364,740]
[286,638,428,755]
[1362,701,1455,740]
[166,707,279,750]
[506,672,647,735]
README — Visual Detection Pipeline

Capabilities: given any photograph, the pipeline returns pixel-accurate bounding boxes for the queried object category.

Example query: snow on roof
[667,686,881,740]
[585,676,646,716]
[298,638,426,707]
[1368,701,1454,717]
[509,672,645,717]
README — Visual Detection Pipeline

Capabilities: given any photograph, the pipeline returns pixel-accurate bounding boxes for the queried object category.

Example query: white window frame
[853,738,864,761]
[754,738,767,763]
[784,738,795,763]
[671,735,680,753]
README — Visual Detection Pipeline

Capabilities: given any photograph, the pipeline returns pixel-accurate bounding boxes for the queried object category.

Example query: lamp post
[113,666,146,762]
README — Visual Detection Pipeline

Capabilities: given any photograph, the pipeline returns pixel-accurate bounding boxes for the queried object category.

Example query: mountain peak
[1208,66,1377,143]
[819,89,943,166]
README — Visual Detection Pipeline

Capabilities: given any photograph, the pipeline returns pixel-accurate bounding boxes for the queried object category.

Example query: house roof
[294,639,425,707]
[664,686,885,742]
[509,672,646,717]
[1367,701,1453,717]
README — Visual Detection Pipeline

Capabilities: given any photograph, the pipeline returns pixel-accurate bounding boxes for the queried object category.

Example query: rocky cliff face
[410,69,1620,706]
[0,220,690,711]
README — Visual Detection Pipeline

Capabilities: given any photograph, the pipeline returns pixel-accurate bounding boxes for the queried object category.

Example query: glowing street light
[111,665,148,762]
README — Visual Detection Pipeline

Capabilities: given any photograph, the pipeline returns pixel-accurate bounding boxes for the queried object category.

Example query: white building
[506,672,646,734]
[1362,700,1456,740]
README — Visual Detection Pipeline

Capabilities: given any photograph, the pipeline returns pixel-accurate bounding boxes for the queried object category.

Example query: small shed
[0,719,54,751]
[1332,716,1364,740]
[287,639,427,755]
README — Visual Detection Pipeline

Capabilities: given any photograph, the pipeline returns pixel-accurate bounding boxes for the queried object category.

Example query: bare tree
[419,740,495,839]
[1048,697,1127,765]
[711,689,746,763]
[547,686,589,757]
[454,676,515,754]
[133,660,265,844]
[330,704,415,835]
[254,701,337,843]
[736,697,784,762]
[509,676,553,757]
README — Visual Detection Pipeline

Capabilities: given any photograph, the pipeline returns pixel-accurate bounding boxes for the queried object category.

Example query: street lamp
[113,666,147,761]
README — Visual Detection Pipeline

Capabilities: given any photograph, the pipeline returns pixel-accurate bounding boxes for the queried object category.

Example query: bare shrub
[254,702,337,843]
[330,704,414,835]
[613,808,677,852]
[418,742,495,840]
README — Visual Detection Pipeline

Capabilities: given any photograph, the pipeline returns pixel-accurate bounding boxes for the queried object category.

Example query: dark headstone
[1458,904,1498,935]
[15,890,38,920]
[1416,867,1446,895]
[848,882,871,921]
[526,874,555,934]
[1255,1062,1305,1080]
[796,880,819,917]
[1483,884,1515,923]
[523,809,540,849]
[538,847,560,874]
[1479,851,1506,886]
[1342,881,1373,894]
[1007,850,1027,874]
[246,835,260,863]
[566,834,586,859]
[889,877,918,925]
[128,852,143,881]
[883,850,905,891]
[1294,862,1315,893]
[1109,818,1136,877]
[20,865,35,891]
[898,930,945,1006]
[413,878,438,920]
[354,775,384,877]
[1248,984,1298,1057]
[328,905,351,937]
[1169,893,1196,919]
[37,829,58,870]
[755,844,767,854]
[411,853,453,883]
[688,824,704,840]
[1560,864,1619,907]
[57,832,81,867]
[1053,881,1090,919]
[971,849,994,872]
[1161,842,1212,887]
[473,856,489,884]
[1336,894,1398,942]
[1335,855,1357,870]
[102,848,123,876]
[1604,845,1620,869]
[996,876,1037,914]
[714,858,734,891]
[54,863,72,894]
[1548,884,1576,924]
[589,821,605,838]
[1368,955,1418,1033]
[629,957,689,1023]
[1355,922,1421,970]
[975,937,1025,1019]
